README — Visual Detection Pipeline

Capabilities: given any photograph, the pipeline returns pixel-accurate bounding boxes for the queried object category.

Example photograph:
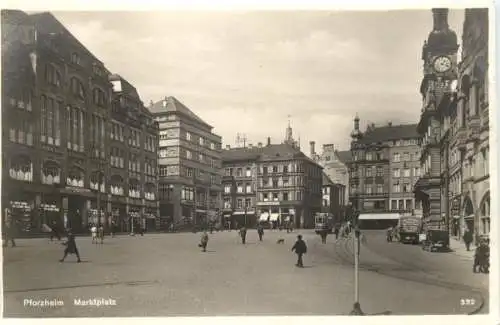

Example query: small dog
[276,238,285,244]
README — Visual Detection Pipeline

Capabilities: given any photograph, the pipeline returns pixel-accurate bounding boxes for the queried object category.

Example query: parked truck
[397,215,421,244]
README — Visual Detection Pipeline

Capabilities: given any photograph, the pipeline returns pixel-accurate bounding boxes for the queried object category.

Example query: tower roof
[427,8,459,53]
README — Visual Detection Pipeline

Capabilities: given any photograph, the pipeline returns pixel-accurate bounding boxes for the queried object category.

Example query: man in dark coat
[257,224,264,241]
[319,228,328,244]
[334,224,340,239]
[239,226,247,244]
[59,229,81,263]
[291,234,307,267]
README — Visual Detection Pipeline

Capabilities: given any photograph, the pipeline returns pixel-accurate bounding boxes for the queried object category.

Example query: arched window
[9,155,32,182]
[144,183,156,201]
[90,171,105,192]
[70,77,85,99]
[129,178,141,198]
[93,88,107,107]
[480,193,490,235]
[67,167,84,188]
[45,64,61,87]
[41,161,61,185]
[110,175,124,196]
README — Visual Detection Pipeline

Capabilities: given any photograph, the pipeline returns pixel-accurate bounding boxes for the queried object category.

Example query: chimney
[309,141,316,156]
[388,121,392,127]
[258,142,263,148]
[225,145,230,150]
[267,137,271,146]
[248,143,253,149]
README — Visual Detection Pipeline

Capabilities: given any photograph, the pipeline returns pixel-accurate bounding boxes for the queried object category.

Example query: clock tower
[415,8,459,230]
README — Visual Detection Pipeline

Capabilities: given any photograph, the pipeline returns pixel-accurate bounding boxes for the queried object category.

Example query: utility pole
[350,211,364,315]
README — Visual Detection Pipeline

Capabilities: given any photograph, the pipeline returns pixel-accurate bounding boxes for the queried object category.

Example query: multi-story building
[108,74,159,232]
[349,115,420,214]
[311,142,350,205]
[2,10,159,235]
[222,133,323,229]
[321,172,346,224]
[415,8,460,231]
[420,9,489,240]
[387,130,422,213]
[149,96,222,228]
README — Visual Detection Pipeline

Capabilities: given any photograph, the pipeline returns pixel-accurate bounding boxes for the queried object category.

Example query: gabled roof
[335,150,352,164]
[149,96,212,128]
[222,143,322,168]
[358,124,419,145]
[29,12,102,64]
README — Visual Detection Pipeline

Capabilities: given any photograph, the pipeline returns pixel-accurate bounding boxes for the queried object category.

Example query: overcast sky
[51,10,464,152]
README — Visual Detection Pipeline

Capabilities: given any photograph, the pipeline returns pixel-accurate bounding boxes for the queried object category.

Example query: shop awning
[259,212,269,221]
[358,213,400,220]
[270,213,280,221]
[453,215,461,219]
[464,214,475,220]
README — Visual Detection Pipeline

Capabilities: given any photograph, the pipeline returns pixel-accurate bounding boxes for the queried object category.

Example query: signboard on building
[257,201,281,206]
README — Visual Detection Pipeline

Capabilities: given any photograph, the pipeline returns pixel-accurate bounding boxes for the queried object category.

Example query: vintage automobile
[421,229,450,252]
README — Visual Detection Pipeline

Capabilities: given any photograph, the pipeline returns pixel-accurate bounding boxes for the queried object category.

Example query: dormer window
[71,52,81,65]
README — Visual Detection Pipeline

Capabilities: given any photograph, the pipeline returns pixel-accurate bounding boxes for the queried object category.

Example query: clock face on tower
[433,56,452,73]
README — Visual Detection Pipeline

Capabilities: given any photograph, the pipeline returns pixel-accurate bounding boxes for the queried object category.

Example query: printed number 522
[460,298,476,306]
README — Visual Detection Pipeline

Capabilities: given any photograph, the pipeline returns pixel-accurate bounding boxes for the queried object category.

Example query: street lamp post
[349,144,364,316]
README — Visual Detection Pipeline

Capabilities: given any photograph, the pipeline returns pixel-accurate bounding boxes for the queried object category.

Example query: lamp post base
[350,302,364,315]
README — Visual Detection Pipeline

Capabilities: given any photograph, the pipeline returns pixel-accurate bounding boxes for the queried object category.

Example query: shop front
[8,199,34,236]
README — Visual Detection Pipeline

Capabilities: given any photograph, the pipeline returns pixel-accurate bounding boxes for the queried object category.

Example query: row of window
[184,131,219,150]
[224,198,253,209]
[89,113,105,159]
[393,151,420,162]
[45,65,108,106]
[8,91,32,111]
[8,121,34,146]
[392,167,421,178]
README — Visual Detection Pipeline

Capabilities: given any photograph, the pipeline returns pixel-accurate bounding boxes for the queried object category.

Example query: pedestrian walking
[291,235,307,267]
[239,226,247,244]
[320,229,328,244]
[91,224,98,244]
[463,229,473,251]
[198,231,209,252]
[334,224,340,239]
[60,229,81,263]
[110,221,116,238]
[98,224,104,244]
[257,224,264,241]
[473,239,489,273]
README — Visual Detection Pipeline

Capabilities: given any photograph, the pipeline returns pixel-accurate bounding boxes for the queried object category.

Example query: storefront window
[42,161,61,185]
[9,155,33,182]
[66,167,84,187]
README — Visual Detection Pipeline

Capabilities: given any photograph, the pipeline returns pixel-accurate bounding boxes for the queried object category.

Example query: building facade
[321,172,346,224]
[349,116,420,215]
[2,10,159,234]
[311,142,350,205]
[108,75,159,232]
[222,137,323,229]
[421,9,489,240]
[150,97,222,228]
